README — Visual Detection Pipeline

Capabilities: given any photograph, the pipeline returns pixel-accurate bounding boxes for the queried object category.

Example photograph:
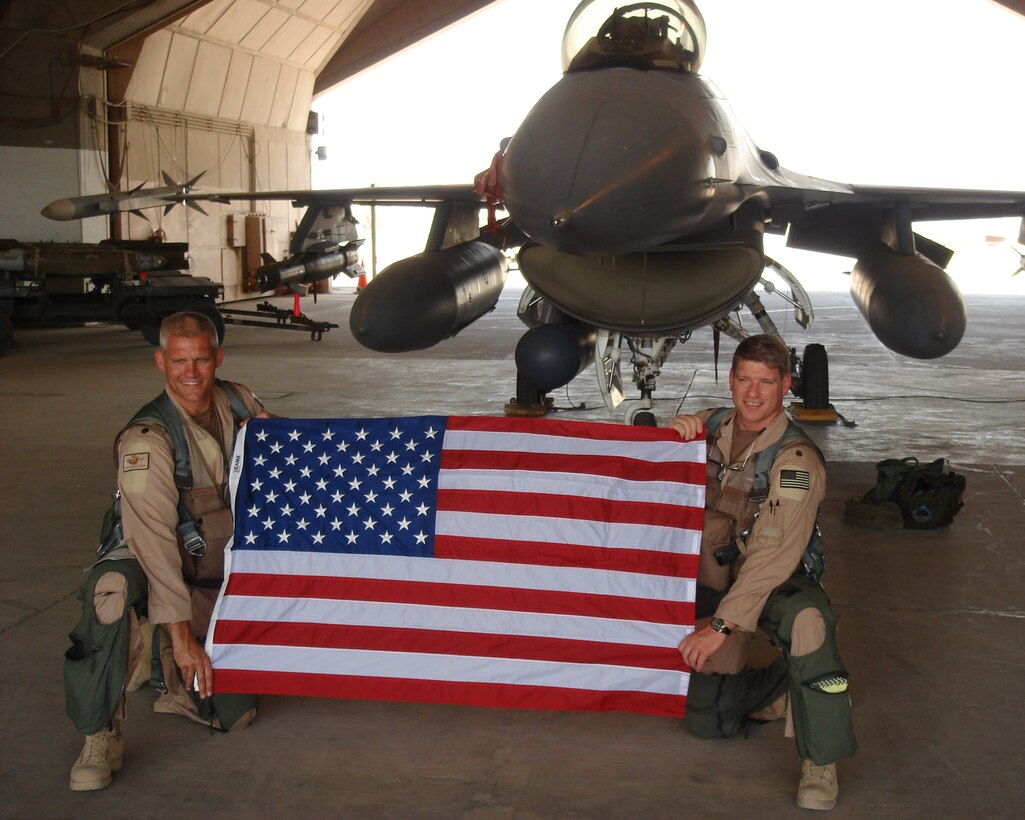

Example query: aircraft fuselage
[500,65,776,334]
[500,67,753,257]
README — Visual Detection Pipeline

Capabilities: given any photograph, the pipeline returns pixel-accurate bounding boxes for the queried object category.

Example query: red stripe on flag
[440,449,705,484]
[437,488,703,529]
[434,535,699,577]
[222,573,694,624]
[214,669,687,718]
[445,414,698,446]
[212,621,688,670]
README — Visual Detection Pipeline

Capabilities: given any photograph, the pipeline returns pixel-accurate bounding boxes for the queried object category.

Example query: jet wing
[742,169,1025,260]
[192,184,483,208]
[755,177,1025,223]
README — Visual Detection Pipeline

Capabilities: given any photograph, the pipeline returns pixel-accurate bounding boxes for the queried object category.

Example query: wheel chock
[789,401,840,423]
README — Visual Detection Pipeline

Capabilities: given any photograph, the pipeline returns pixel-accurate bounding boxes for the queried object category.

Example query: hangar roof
[73,0,502,98]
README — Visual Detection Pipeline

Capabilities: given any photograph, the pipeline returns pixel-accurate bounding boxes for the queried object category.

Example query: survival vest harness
[97,380,251,561]
[705,407,826,583]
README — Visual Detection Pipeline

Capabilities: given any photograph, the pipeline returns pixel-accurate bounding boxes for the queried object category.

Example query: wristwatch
[710,617,733,636]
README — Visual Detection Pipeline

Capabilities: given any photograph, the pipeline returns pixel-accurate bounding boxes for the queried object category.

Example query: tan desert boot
[69,722,123,792]
[797,759,837,811]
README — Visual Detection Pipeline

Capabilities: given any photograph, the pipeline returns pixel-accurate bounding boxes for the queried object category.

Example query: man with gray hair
[64,311,271,791]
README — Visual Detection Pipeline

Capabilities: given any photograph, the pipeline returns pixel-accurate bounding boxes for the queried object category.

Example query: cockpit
[561,0,706,73]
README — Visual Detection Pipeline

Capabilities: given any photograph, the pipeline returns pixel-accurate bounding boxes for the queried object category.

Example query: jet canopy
[561,0,706,73]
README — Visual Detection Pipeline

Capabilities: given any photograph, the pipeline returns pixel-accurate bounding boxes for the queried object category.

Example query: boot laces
[80,730,115,765]
[802,761,835,786]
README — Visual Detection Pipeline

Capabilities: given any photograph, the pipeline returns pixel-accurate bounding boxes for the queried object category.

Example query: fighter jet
[43,0,1025,424]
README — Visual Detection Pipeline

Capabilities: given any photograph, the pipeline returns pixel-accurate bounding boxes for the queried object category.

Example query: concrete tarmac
[1,288,1023,818]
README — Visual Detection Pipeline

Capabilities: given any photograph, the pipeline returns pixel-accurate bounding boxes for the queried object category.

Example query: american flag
[207,415,704,717]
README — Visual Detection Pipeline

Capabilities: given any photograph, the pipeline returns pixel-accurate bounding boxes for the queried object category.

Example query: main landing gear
[594,258,837,425]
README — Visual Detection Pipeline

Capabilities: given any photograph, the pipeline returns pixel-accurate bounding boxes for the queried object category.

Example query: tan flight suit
[696,407,824,651]
[118,382,263,637]
[64,381,263,735]
[684,408,857,765]
[117,381,263,725]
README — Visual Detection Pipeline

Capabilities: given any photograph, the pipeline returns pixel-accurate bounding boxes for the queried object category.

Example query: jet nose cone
[500,68,717,255]
[41,199,76,221]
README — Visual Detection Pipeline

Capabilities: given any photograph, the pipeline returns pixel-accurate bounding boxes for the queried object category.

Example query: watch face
[712,618,730,634]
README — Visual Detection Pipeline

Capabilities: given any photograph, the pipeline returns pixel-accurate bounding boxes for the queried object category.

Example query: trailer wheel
[0,312,13,356]
[139,321,162,346]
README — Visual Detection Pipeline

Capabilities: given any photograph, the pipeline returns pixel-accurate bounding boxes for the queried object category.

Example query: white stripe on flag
[435,510,700,552]
[225,550,696,603]
[213,596,689,648]
[443,428,699,463]
[438,468,704,508]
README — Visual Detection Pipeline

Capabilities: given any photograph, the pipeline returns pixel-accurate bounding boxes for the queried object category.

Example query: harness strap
[103,381,253,560]
[705,407,826,583]
[706,408,822,500]
[149,625,167,694]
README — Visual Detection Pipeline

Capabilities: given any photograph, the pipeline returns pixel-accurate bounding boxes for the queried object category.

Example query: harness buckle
[178,520,208,557]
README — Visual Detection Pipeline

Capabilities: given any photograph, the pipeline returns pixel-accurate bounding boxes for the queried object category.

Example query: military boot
[797,759,837,810]
[69,721,123,791]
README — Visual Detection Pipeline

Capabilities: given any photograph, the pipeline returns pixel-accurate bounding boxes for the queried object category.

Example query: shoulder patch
[779,468,810,491]
[122,452,150,472]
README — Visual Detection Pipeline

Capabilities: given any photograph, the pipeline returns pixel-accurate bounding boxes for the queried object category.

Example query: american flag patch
[779,469,810,490]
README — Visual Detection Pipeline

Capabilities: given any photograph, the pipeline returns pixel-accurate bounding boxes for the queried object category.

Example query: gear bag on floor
[843,456,965,530]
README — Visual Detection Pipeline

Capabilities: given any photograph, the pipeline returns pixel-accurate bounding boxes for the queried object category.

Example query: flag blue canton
[232,416,447,556]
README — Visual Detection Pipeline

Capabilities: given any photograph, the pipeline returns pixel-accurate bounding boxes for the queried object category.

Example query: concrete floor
[1,287,1023,818]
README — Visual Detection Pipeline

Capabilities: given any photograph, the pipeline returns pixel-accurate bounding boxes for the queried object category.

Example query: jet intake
[349,240,507,352]
[518,242,763,334]
[851,245,966,359]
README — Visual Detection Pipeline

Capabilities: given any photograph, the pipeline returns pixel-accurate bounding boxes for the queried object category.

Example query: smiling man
[64,312,271,791]
[668,334,856,811]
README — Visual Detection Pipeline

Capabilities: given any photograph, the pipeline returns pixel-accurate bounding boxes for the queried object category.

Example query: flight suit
[683,408,857,766]
[64,381,263,735]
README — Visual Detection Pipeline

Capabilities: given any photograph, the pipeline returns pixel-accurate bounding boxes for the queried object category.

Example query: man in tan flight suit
[64,311,271,791]
[670,334,856,811]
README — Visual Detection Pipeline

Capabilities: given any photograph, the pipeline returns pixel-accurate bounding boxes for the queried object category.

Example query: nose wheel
[594,331,677,425]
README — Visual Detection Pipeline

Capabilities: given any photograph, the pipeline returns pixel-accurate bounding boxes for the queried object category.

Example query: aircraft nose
[500,68,717,255]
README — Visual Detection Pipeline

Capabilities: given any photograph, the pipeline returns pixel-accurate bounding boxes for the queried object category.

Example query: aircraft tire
[0,312,13,356]
[631,410,657,427]
[801,343,829,410]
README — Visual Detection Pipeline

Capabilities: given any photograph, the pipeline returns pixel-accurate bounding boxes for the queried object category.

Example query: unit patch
[779,469,810,490]
[122,452,150,472]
